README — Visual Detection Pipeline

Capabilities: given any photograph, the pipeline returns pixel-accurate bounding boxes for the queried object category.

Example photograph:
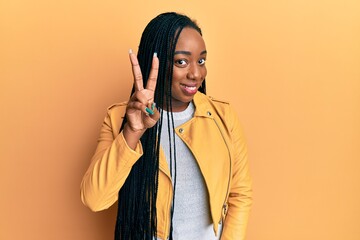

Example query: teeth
[184,85,196,90]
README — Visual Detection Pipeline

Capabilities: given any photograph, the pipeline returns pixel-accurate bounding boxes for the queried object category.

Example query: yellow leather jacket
[81,92,252,240]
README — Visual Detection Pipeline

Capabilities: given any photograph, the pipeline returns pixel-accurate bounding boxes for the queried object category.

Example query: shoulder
[199,93,231,112]
[200,93,241,121]
[194,93,237,121]
[195,92,229,107]
[208,95,230,105]
[207,95,246,140]
[105,101,128,123]
[100,101,128,135]
[107,102,127,111]
[107,101,127,113]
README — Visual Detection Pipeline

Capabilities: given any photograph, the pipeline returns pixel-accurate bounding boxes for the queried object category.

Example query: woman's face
[170,27,207,112]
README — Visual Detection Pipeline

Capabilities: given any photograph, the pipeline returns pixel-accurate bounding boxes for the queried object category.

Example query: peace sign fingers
[129,50,159,100]
[125,50,160,142]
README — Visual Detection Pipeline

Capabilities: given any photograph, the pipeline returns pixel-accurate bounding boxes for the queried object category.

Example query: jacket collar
[193,92,214,118]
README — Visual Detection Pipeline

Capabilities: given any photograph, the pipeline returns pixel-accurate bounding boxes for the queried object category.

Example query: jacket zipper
[213,118,232,238]
[173,116,232,237]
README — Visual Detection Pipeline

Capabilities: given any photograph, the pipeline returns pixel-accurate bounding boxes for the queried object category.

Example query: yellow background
[1,0,359,239]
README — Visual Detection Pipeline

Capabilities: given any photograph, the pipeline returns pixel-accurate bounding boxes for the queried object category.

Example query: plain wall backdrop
[1,0,359,239]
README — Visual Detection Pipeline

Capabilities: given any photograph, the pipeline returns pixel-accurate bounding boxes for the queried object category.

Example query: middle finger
[145,53,159,92]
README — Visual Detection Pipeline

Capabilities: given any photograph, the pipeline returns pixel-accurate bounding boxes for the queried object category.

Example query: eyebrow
[174,50,207,55]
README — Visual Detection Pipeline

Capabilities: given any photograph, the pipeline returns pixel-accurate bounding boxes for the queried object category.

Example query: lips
[180,83,198,95]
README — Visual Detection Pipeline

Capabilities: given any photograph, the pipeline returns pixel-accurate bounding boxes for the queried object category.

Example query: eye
[198,58,206,65]
[174,59,188,67]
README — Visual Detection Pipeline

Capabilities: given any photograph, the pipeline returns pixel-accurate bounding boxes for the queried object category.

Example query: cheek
[202,67,207,79]
[172,68,185,83]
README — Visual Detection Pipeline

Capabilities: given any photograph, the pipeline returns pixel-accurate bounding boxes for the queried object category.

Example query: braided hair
[115,12,206,239]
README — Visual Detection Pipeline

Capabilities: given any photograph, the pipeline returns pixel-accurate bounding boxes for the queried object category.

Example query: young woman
[81,12,252,240]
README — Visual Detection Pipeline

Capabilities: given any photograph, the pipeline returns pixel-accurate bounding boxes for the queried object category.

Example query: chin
[171,96,193,107]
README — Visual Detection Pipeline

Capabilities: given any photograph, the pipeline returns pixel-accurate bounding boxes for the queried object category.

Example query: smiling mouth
[180,83,198,95]
[182,84,197,91]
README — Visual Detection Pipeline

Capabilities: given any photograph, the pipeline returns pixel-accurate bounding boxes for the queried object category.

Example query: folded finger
[149,102,160,120]
[127,101,149,115]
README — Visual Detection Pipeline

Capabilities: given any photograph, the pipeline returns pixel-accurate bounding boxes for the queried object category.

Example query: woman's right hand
[125,50,160,136]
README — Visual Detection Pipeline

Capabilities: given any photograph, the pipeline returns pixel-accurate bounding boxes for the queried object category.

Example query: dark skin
[170,27,207,112]
[123,52,160,149]
[124,27,207,149]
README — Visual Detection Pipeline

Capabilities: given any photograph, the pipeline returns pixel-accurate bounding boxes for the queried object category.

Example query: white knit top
[158,102,221,240]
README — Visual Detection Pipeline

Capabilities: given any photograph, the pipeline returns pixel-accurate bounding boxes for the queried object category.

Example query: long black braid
[115,12,206,240]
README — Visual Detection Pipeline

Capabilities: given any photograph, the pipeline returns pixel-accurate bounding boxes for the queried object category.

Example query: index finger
[146,53,159,92]
[129,50,144,91]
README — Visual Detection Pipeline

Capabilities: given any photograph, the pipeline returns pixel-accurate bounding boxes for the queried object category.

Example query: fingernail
[129,49,133,54]
[151,102,156,111]
[153,52,157,57]
[145,107,154,115]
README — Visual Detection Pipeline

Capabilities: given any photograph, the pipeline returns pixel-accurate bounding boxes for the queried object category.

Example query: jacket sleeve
[80,108,143,211]
[221,105,253,240]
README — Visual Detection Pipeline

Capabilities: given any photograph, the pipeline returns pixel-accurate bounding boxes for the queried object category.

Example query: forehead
[175,27,206,51]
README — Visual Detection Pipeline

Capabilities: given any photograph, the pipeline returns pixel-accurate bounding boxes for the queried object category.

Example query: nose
[187,64,202,81]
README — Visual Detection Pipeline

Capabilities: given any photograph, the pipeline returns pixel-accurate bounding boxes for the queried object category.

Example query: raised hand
[125,50,160,134]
